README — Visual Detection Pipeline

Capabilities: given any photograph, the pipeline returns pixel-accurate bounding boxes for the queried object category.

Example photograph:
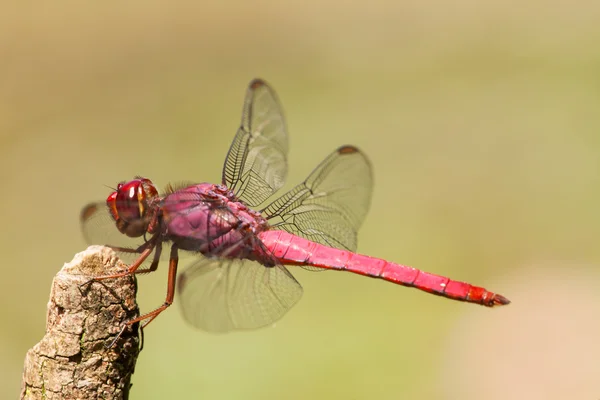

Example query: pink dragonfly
[81,79,509,334]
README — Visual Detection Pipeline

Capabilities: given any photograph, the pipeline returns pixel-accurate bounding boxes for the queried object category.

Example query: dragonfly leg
[105,245,179,349]
[80,237,159,297]
[127,244,179,329]
[94,236,159,281]
[130,241,163,275]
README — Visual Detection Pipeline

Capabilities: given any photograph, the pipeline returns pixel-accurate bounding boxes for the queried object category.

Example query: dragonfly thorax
[162,183,269,257]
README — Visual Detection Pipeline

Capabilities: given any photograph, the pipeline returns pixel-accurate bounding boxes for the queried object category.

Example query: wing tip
[337,145,360,155]
[250,78,267,90]
[80,203,100,222]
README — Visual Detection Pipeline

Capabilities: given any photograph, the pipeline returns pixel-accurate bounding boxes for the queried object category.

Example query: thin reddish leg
[106,245,179,348]
[260,230,510,307]
[125,244,179,329]
[133,241,162,275]
[93,236,158,281]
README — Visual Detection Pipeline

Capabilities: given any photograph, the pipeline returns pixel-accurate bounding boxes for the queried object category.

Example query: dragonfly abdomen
[260,230,509,307]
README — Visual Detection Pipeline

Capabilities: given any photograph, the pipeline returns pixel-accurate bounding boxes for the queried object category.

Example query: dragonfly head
[107,177,159,237]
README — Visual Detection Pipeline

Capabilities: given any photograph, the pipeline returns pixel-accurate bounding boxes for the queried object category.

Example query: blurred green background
[3,1,600,399]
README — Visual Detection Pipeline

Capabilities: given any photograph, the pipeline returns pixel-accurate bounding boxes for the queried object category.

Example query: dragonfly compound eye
[106,178,159,237]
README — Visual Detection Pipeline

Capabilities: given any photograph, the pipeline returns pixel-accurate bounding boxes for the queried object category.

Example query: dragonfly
[81,78,510,334]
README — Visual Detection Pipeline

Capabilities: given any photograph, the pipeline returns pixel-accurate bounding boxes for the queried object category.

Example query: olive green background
[2,2,600,399]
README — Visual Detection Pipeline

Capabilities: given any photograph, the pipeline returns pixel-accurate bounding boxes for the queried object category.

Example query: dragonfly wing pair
[178,79,373,332]
[81,79,374,333]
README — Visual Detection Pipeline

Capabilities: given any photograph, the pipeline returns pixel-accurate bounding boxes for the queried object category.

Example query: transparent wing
[81,200,187,264]
[80,202,155,264]
[262,145,373,252]
[177,257,303,333]
[222,78,288,207]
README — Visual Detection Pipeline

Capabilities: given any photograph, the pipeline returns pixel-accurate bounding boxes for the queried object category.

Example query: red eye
[118,181,144,221]
[108,181,141,222]
[106,178,159,237]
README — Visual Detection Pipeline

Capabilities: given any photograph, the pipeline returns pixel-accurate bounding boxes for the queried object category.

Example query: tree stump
[21,246,140,400]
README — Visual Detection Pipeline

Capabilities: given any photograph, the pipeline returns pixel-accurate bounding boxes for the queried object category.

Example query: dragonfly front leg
[78,238,160,301]
[94,235,159,281]
[132,241,162,275]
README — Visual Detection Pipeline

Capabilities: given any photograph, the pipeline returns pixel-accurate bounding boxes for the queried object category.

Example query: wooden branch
[21,246,141,400]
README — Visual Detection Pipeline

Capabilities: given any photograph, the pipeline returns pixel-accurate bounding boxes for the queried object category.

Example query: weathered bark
[21,246,140,400]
